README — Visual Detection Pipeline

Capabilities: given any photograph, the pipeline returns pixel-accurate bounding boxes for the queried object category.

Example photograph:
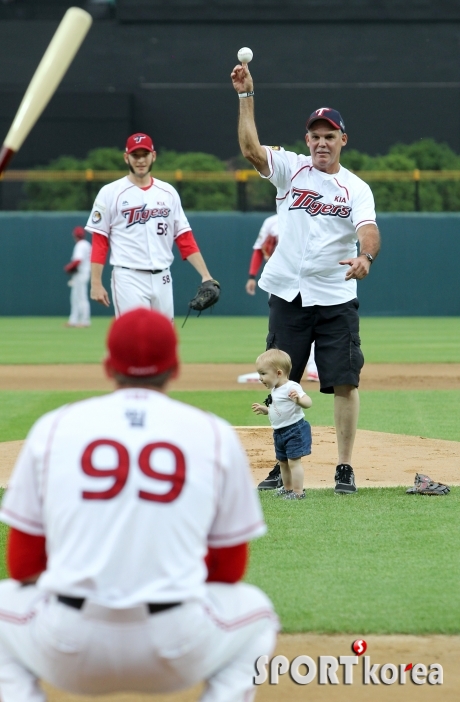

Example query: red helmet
[73,226,86,239]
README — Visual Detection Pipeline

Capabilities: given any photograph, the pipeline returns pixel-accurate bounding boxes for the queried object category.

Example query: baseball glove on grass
[406,473,450,495]
[189,279,220,313]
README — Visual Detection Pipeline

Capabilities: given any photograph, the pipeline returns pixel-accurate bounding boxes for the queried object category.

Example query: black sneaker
[258,463,283,490]
[334,464,357,494]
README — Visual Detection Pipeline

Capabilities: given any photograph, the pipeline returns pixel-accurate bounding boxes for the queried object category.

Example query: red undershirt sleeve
[91,232,110,264]
[7,527,47,581]
[64,259,81,273]
[249,249,264,277]
[175,230,200,260]
[205,542,248,583]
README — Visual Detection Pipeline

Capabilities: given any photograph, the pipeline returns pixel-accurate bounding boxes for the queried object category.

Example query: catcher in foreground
[406,473,450,496]
[183,279,220,325]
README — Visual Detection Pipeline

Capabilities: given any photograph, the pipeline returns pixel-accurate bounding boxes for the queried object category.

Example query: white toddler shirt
[268,380,307,430]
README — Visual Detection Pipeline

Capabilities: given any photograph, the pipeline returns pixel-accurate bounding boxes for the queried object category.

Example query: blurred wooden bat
[0,7,92,174]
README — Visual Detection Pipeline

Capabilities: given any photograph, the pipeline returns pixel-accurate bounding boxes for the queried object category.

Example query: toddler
[252,349,312,499]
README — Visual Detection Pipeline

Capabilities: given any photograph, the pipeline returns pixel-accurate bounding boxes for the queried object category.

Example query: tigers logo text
[289,188,351,218]
[122,205,170,227]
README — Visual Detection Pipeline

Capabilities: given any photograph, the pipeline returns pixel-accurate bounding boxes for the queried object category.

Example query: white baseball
[237,47,253,64]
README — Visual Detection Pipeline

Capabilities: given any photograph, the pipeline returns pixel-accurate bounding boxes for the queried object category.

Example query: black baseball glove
[189,279,220,313]
[406,473,450,496]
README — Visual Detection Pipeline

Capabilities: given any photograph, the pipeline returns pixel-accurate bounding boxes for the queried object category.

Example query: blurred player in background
[245,213,319,383]
[88,133,216,319]
[63,225,91,327]
[232,62,380,495]
[0,307,278,702]
[245,213,278,297]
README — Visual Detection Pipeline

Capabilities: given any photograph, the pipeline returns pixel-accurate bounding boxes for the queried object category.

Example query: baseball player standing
[0,307,278,702]
[231,62,380,494]
[88,133,217,319]
[63,226,92,327]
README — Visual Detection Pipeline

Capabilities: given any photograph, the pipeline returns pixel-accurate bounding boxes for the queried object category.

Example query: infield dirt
[1,362,460,391]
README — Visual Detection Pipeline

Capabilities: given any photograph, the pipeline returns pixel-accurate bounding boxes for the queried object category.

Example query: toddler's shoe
[274,486,290,497]
[283,489,306,500]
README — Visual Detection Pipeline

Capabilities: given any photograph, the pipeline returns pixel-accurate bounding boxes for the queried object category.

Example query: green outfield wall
[0,212,458,317]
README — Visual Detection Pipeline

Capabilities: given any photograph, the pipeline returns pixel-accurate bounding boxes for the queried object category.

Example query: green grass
[0,318,112,364]
[246,488,460,634]
[2,389,460,442]
[1,315,459,637]
[0,392,105,441]
[0,316,460,364]
[360,317,460,363]
[1,486,457,634]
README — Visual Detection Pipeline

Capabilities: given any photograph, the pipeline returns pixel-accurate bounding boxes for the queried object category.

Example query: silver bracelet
[238,91,254,99]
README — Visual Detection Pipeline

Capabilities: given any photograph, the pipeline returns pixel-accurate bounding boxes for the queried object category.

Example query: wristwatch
[360,252,374,264]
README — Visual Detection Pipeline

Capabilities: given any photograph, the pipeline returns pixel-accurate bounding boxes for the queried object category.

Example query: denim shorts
[273,418,312,461]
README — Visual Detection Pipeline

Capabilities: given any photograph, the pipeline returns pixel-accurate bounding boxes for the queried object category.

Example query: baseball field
[0,315,459,701]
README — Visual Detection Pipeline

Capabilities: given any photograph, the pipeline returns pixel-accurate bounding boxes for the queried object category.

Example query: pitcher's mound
[237,426,460,488]
[1,427,459,489]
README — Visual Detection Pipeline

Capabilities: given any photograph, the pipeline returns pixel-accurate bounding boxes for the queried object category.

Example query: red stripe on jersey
[355,219,376,229]
[7,527,47,581]
[91,232,110,264]
[175,230,200,260]
[203,603,278,632]
[291,164,313,182]
[333,177,350,200]
[140,177,154,191]
[0,608,37,625]
[276,190,289,201]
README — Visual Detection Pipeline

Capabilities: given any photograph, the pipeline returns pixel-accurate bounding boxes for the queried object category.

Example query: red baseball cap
[125,133,155,154]
[105,308,178,377]
[73,226,86,239]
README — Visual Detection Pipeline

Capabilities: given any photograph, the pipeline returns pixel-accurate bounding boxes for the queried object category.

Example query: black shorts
[266,294,364,394]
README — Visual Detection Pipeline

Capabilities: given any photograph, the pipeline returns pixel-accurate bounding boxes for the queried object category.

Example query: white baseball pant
[111,266,174,320]
[0,579,278,702]
[68,273,90,326]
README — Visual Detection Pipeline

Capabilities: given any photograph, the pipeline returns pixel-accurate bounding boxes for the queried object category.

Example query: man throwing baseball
[0,307,277,702]
[88,133,218,318]
[231,63,380,494]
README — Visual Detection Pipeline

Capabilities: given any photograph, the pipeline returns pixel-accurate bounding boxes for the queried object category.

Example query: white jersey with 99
[0,389,265,608]
[85,176,191,271]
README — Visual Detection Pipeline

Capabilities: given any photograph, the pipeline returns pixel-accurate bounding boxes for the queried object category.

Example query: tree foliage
[22,148,235,211]
[20,138,460,212]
